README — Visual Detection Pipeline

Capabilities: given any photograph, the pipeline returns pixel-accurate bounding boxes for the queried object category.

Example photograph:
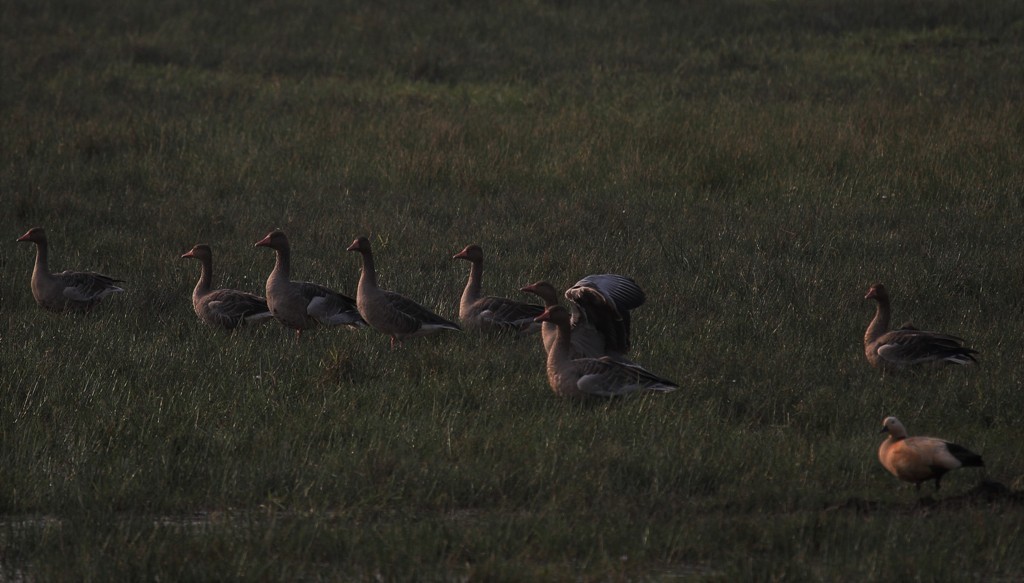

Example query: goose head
[254,230,289,250]
[181,244,212,261]
[16,227,46,244]
[865,283,889,302]
[452,244,484,263]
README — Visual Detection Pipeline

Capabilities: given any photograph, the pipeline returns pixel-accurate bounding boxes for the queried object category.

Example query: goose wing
[204,289,273,328]
[876,329,978,366]
[566,274,645,355]
[472,296,545,332]
[567,274,646,314]
[383,290,461,331]
[57,270,125,302]
[297,281,366,327]
[572,356,677,397]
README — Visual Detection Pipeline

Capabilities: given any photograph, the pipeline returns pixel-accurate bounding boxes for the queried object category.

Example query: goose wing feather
[567,274,646,314]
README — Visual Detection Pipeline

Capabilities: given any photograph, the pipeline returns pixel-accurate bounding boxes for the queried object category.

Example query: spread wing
[564,274,644,355]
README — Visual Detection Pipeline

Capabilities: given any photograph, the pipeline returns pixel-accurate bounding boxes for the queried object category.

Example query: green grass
[3,0,1024,579]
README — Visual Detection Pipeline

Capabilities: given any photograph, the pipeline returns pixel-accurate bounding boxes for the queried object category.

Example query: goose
[254,230,364,340]
[180,244,273,329]
[878,416,984,492]
[347,236,461,347]
[521,274,644,362]
[534,305,676,398]
[452,244,544,333]
[16,227,124,312]
[864,283,978,370]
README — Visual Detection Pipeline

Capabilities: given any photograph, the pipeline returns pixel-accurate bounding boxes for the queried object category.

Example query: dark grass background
[2,0,1024,579]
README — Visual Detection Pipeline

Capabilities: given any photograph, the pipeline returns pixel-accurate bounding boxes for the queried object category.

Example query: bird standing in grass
[522,273,645,363]
[348,236,461,348]
[16,227,125,312]
[452,244,544,333]
[534,305,676,398]
[863,283,978,371]
[181,244,273,330]
[254,230,364,340]
[878,416,984,493]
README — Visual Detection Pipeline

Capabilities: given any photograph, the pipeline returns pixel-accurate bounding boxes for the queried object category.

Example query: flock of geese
[16,226,989,495]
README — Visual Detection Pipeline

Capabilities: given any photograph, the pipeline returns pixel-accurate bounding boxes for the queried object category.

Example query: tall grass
[2,0,1024,579]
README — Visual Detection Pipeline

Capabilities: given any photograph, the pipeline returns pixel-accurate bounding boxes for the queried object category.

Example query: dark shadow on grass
[825,480,1024,515]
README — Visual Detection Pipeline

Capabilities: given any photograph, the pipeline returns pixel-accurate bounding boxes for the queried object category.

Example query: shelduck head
[880,416,907,438]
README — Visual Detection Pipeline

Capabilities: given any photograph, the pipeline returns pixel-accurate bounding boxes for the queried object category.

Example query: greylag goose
[534,305,676,398]
[878,416,984,493]
[181,244,273,329]
[452,244,544,333]
[16,227,124,312]
[254,230,365,340]
[864,283,978,370]
[521,274,644,362]
[347,236,461,347]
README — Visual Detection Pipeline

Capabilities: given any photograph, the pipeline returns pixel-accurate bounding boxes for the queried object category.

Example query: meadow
[2,0,1024,579]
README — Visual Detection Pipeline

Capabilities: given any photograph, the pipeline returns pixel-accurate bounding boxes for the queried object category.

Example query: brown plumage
[16,227,124,312]
[863,283,977,371]
[254,230,364,340]
[348,236,461,347]
[181,244,272,330]
[534,306,676,398]
[521,274,644,362]
[878,416,984,493]
[452,244,544,333]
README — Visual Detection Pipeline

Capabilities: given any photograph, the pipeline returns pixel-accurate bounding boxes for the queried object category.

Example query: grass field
[3,0,1024,579]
